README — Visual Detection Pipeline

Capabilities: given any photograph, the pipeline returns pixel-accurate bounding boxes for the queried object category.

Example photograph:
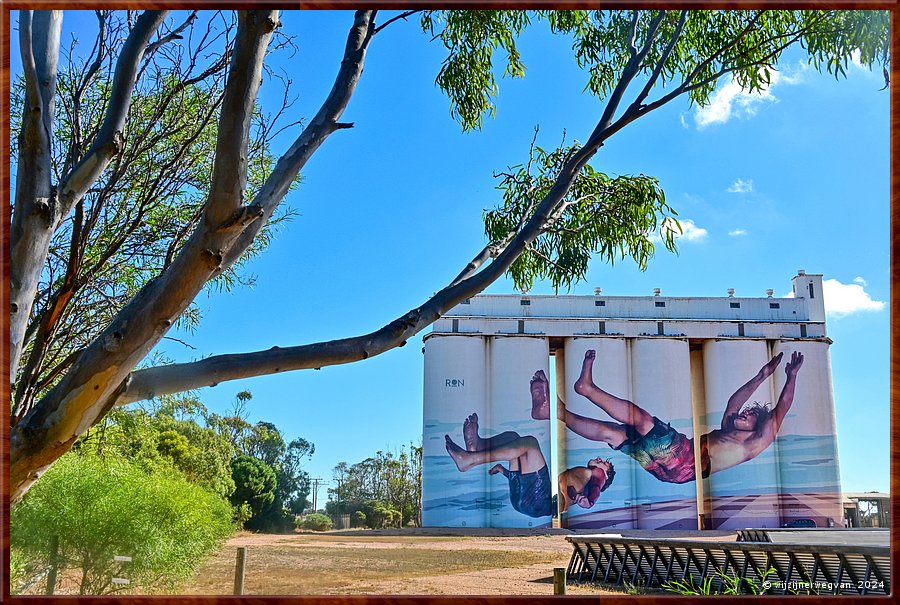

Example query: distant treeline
[326,446,423,528]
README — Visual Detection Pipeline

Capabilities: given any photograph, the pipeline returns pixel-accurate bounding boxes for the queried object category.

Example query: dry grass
[175,531,601,596]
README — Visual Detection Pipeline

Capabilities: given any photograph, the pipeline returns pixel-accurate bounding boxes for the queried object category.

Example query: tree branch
[10,10,276,503]
[204,10,278,228]
[146,11,198,55]
[10,10,63,382]
[220,10,377,270]
[373,10,422,35]
[56,10,168,221]
[18,11,42,109]
[585,10,666,146]
[629,10,687,111]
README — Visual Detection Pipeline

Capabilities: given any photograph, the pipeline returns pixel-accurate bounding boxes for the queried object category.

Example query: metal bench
[566,535,890,595]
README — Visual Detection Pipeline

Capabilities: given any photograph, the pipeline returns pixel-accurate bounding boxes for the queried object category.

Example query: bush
[361,500,402,529]
[11,453,234,594]
[297,513,333,532]
[230,454,277,528]
[353,510,367,528]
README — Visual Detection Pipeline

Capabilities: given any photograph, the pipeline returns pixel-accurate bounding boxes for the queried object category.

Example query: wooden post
[553,567,567,595]
[233,546,247,595]
[45,535,59,595]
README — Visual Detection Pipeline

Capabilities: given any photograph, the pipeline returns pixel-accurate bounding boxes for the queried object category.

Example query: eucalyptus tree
[10,9,889,501]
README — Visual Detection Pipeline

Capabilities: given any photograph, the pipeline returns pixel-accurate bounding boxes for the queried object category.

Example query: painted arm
[772,351,803,432]
[721,352,783,429]
[558,472,571,513]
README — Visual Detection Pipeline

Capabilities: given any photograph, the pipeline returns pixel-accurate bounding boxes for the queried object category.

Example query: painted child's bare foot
[445,435,471,471]
[574,349,597,397]
[489,463,508,477]
[530,370,551,420]
[463,413,482,452]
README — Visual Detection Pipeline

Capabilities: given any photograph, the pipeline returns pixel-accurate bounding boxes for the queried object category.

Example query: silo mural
[630,338,696,529]
[423,273,846,529]
[702,339,782,529]
[560,337,637,529]
[423,336,553,528]
[422,335,488,527]
[486,337,553,528]
[772,340,843,527]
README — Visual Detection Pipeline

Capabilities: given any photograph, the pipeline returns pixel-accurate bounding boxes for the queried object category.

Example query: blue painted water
[423,418,553,528]
[424,430,840,527]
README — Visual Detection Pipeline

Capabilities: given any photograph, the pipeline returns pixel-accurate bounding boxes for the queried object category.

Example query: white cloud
[823,278,884,318]
[694,70,794,129]
[728,229,747,237]
[727,179,753,194]
[651,218,708,244]
[785,277,885,318]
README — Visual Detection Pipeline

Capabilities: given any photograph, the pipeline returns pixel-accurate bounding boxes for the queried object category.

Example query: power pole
[309,477,325,511]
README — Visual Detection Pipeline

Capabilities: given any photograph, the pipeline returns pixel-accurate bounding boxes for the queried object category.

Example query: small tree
[11,453,233,594]
[297,513,332,532]
[229,453,277,527]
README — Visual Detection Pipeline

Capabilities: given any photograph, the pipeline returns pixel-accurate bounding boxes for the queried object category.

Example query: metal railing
[737,527,889,543]
[566,535,890,595]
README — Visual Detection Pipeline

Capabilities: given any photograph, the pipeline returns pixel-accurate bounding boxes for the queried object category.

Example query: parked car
[782,518,817,528]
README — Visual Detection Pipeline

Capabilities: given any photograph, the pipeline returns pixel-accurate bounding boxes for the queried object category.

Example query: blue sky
[13,11,889,498]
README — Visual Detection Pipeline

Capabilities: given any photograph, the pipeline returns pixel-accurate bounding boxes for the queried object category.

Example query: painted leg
[530,370,551,420]
[573,349,654,435]
[463,414,520,452]
[563,408,628,449]
[446,434,546,474]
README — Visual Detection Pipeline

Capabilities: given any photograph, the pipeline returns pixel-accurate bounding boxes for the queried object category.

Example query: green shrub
[297,513,333,532]
[230,454,277,527]
[354,510,367,528]
[662,568,778,595]
[11,453,234,594]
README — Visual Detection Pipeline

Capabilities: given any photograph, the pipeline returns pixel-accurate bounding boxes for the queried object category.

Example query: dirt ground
[177,530,621,596]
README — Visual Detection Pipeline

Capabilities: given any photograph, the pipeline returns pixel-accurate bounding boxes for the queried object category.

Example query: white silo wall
[630,338,697,529]
[487,336,553,528]
[422,335,488,528]
[772,340,843,527]
[702,339,781,530]
[561,337,637,529]
[690,348,711,527]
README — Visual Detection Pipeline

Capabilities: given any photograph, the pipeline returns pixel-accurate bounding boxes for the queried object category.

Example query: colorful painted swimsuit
[507,465,553,518]
[616,416,708,484]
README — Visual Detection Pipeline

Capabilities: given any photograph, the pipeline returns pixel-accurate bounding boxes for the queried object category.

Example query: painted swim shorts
[508,465,553,518]
[615,416,697,484]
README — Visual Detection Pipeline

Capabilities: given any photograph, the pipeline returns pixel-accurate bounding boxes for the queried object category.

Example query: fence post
[553,567,567,595]
[45,535,59,595]
[233,546,247,595]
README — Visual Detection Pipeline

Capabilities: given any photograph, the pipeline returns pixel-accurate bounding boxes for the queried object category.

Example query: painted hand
[759,352,784,378]
[785,351,804,378]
